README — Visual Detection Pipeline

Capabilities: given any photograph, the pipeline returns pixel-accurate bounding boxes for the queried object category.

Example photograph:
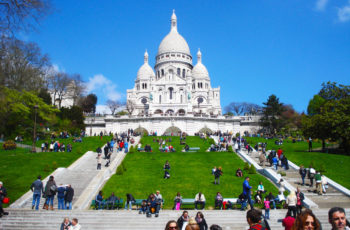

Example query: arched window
[169,87,173,100]
[157,71,160,79]
[159,95,162,103]
[161,69,164,76]
[180,94,183,103]
[177,68,181,75]
[145,83,147,89]
[198,82,200,88]
[205,83,208,89]
[182,69,186,78]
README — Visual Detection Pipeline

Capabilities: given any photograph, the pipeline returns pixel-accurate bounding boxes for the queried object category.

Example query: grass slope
[102,136,278,209]
[246,137,350,189]
[0,136,111,206]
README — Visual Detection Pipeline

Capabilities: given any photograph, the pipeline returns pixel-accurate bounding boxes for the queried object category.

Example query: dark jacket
[243,180,252,196]
[126,193,135,203]
[177,216,188,230]
[196,218,208,230]
[57,186,66,198]
[60,222,71,230]
[214,169,222,178]
[0,186,7,200]
[65,186,74,202]
[44,180,57,196]
[30,179,44,194]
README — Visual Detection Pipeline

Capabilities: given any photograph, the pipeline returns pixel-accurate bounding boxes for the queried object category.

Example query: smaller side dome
[137,50,155,80]
[192,49,209,80]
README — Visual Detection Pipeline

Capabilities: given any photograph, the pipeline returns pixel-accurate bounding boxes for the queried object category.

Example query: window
[198,82,200,88]
[171,54,175,57]
[192,83,195,89]
[145,83,147,89]
[177,68,181,75]
[159,95,161,103]
[182,69,186,78]
[137,84,140,90]
[205,83,208,89]
[157,71,160,79]
[169,87,173,100]
[180,94,183,103]
[161,69,164,76]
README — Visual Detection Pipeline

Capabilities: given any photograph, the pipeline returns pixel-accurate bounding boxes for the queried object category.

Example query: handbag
[2,197,9,204]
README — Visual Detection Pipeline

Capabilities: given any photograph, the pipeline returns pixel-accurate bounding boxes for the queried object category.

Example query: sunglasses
[169,226,177,230]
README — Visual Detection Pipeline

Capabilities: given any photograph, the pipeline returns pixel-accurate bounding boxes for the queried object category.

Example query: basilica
[127,10,222,116]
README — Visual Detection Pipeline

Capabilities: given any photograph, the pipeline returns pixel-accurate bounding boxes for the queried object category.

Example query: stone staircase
[242,148,350,209]
[0,209,339,230]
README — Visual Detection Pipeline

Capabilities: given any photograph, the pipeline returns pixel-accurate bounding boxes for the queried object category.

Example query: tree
[58,106,85,133]
[37,88,51,105]
[47,71,71,108]
[260,94,285,134]
[302,82,350,152]
[224,102,262,116]
[79,93,97,113]
[0,0,51,37]
[126,100,135,115]
[0,38,50,91]
[0,86,58,138]
[106,99,123,115]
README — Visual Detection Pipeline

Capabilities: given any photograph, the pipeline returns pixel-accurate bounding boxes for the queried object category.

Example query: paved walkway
[240,147,350,208]
[1,208,343,230]
[10,137,140,210]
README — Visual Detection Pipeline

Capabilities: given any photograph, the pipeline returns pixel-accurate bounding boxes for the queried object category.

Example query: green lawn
[246,137,350,189]
[102,136,278,209]
[0,136,111,206]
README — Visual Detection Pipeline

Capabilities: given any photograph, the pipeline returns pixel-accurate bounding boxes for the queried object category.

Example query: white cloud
[85,74,122,101]
[338,1,350,22]
[315,0,329,11]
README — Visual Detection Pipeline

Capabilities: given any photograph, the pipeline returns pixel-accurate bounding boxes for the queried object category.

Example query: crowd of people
[30,175,74,211]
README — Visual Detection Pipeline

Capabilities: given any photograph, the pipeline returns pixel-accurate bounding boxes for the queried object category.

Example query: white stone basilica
[85,11,261,136]
[127,11,222,116]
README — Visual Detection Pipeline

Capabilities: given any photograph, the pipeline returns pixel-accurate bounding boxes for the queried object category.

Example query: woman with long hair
[195,211,208,230]
[291,209,320,230]
[286,190,297,218]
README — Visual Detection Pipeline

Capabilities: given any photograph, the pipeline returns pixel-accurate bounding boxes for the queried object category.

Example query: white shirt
[195,193,206,202]
[69,224,81,230]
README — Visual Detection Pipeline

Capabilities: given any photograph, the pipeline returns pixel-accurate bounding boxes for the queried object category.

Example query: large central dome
[157,10,191,56]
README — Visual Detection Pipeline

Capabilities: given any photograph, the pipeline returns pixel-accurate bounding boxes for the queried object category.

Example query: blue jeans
[46,195,54,206]
[32,193,41,210]
[265,208,270,219]
[58,197,65,209]
[274,163,278,170]
[124,201,134,210]
[65,201,72,210]
[242,195,254,210]
[96,200,104,209]
[301,176,305,185]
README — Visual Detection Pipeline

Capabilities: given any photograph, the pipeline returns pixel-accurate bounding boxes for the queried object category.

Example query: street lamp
[32,105,39,153]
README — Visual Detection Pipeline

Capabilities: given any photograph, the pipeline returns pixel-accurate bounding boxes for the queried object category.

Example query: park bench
[91,198,124,210]
[180,198,196,209]
[137,148,144,152]
[184,147,200,152]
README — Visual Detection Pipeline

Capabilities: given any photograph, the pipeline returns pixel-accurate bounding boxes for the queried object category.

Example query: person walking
[286,191,297,218]
[0,182,9,218]
[242,176,254,210]
[44,175,57,210]
[65,184,74,210]
[299,165,307,186]
[30,175,44,210]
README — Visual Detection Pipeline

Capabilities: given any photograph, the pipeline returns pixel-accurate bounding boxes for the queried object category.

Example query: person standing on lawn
[30,175,44,210]
[214,167,222,185]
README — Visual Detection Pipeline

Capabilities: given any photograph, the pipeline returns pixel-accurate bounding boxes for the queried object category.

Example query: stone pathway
[241,147,350,208]
[1,208,343,230]
[10,136,140,210]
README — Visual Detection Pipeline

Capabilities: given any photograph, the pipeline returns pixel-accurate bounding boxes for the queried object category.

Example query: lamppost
[32,105,39,153]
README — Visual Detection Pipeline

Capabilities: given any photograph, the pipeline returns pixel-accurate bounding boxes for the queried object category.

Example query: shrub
[3,140,16,150]
[129,145,134,153]
[228,145,233,153]
[248,165,257,174]
[235,133,240,137]
[243,162,250,171]
[318,163,326,173]
[116,164,124,175]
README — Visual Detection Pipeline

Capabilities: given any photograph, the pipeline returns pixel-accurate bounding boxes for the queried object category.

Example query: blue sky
[26,0,350,113]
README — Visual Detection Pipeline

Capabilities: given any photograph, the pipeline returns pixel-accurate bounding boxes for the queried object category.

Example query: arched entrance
[177,109,186,116]
[163,126,182,136]
[154,109,163,115]
[134,127,149,136]
[198,127,213,135]
[165,109,174,115]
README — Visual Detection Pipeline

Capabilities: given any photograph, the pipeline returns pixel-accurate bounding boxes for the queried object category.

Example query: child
[139,200,147,214]
[264,198,270,220]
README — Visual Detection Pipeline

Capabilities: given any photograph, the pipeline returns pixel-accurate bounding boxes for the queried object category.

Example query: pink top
[264,200,270,209]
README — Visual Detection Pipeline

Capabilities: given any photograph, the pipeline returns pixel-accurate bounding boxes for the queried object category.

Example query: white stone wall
[85,116,261,136]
